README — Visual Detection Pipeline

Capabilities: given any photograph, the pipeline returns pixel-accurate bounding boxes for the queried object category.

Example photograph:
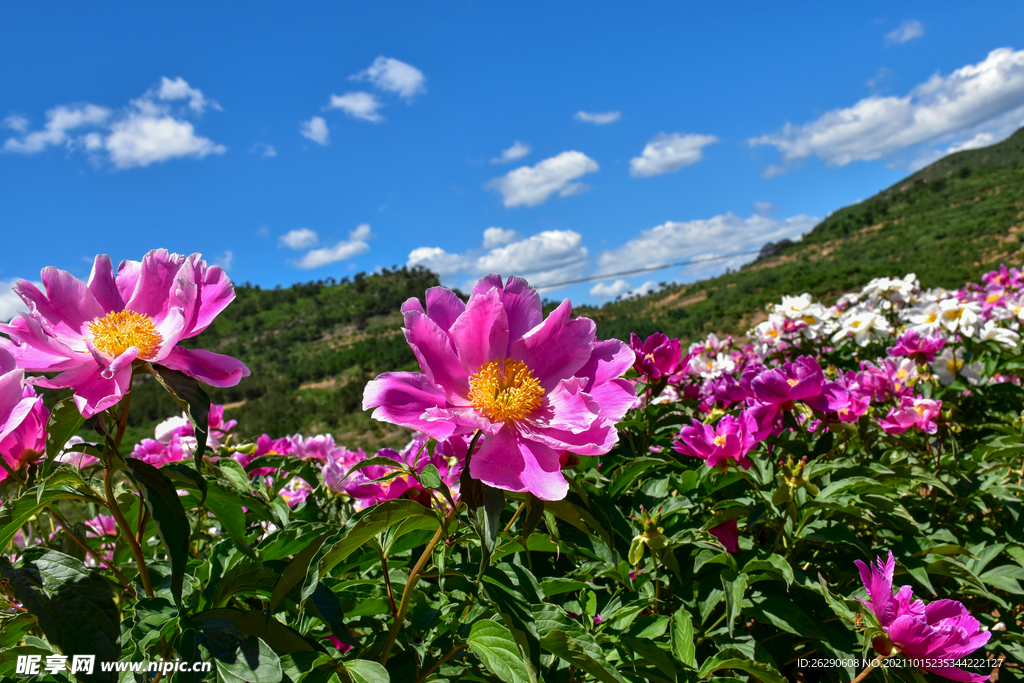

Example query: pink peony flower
[84,514,118,538]
[324,635,353,654]
[673,413,756,470]
[345,434,468,511]
[629,333,682,380]
[855,552,991,682]
[278,478,313,508]
[322,445,369,493]
[878,396,941,436]
[886,330,947,364]
[156,404,237,448]
[708,518,740,553]
[362,275,635,501]
[0,250,250,418]
[0,348,48,483]
[748,356,849,439]
[130,434,192,467]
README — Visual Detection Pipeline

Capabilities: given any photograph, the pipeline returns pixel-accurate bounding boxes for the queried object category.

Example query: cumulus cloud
[279,228,320,250]
[215,250,234,271]
[294,224,373,269]
[327,92,384,122]
[595,213,820,278]
[486,151,599,208]
[750,48,1024,172]
[491,141,530,164]
[3,115,29,132]
[3,78,224,168]
[300,116,330,144]
[629,133,719,177]
[482,227,521,249]
[885,20,924,46]
[407,228,589,287]
[590,279,631,298]
[252,143,277,157]
[575,110,621,125]
[351,56,426,100]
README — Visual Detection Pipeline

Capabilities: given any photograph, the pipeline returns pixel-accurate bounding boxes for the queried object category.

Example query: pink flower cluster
[0,347,48,490]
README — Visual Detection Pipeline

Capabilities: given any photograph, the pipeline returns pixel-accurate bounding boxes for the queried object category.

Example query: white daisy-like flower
[977,320,1020,349]
[832,309,893,346]
[938,298,981,337]
[931,347,982,386]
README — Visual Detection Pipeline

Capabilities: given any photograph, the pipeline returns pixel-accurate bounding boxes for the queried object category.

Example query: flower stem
[104,465,154,597]
[503,501,526,533]
[47,506,134,595]
[379,501,463,666]
[414,641,462,683]
[379,546,398,618]
[851,654,890,683]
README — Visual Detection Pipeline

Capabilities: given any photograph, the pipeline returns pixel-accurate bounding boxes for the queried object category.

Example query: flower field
[0,250,1022,683]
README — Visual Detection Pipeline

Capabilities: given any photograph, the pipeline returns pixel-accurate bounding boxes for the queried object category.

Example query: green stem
[105,465,154,597]
[414,641,462,683]
[48,506,134,595]
[851,654,890,683]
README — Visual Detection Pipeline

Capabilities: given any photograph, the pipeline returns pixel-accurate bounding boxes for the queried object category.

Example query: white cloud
[3,115,28,132]
[154,76,219,113]
[0,279,41,322]
[575,110,621,125]
[482,227,520,249]
[105,109,225,169]
[215,250,234,271]
[885,20,924,46]
[595,213,820,277]
[252,143,277,157]
[279,228,320,250]
[4,104,111,154]
[300,116,330,144]
[3,78,224,168]
[327,92,384,122]
[491,141,530,164]
[750,48,1024,171]
[590,279,631,298]
[351,56,426,100]
[486,151,599,208]
[294,224,373,269]
[754,201,775,216]
[627,281,659,298]
[407,228,589,286]
[629,132,719,177]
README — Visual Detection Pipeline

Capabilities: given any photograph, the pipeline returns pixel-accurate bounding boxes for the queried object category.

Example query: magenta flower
[84,515,118,538]
[878,396,942,435]
[0,348,48,483]
[887,330,947,364]
[130,434,191,467]
[855,552,991,682]
[673,413,756,470]
[156,403,237,448]
[748,357,849,439]
[362,274,635,501]
[708,518,740,553]
[323,445,369,493]
[345,434,466,510]
[629,332,683,380]
[0,250,249,418]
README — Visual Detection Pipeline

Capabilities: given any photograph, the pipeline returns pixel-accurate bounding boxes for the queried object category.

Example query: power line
[531,249,763,290]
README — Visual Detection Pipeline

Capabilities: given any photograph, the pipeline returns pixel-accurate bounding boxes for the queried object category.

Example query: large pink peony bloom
[363,275,635,501]
[855,552,991,682]
[0,250,249,418]
[0,348,48,483]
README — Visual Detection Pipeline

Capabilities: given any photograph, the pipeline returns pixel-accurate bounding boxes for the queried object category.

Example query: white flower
[777,293,815,319]
[978,320,1020,349]
[831,309,893,346]
[938,298,981,337]
[688,352,735,379]
[931,347,982,386]
[861,273,919,307]
[906,302,942,335]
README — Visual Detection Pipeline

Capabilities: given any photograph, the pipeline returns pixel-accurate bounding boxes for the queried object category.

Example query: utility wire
[531,249,763,290]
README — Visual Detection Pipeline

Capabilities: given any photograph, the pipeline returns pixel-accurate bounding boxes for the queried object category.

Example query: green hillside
[121,127,1024,444]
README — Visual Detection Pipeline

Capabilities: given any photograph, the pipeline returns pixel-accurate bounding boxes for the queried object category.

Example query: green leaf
[301,499,436,600]
[208,562,282,608]
[817,573,856,621]
[671,607,696,668]
[342,660,390,683]
[0,486,92,552]
[0,548,120,682]
[269,531,333,613]
[151,364,210,466]
[522,493,545,539]
[607,458,667,498]
[698,652,785,683]
[540,630,627,683]
[418,463,442,489]
[125,458,191,606]
[468,619,532,683]
[539,578,589,596]
[742,554,794,588]
[721,571,747,637]
[43,397,85,476]
[162,462,208,505]
[204,481,259,560]
[193,619,284,683]
[193,608,317,654]
[462,473,505,568]
[217,458,253,492]
[131,596,180,656]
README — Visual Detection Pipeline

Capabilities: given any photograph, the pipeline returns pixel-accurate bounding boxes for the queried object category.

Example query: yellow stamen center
[896,369,909,380]
[802,316,816,325]
[787,379,799,387]
[713,434,727,447]
[468,358,544,422]
[987,293,1002,303]
[947,359,963,373]
[87,310,162,360]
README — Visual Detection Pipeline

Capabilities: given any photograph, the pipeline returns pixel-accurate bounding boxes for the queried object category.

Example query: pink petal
[511,300,595,392]
[886,614,942,657]
[0,316,83,371]
[187,261,235,338]
[587,378,637,423]
[158,347,250,387]
[39,266,106,335]
[403,310,470,402]
[470,273,505,299]
[469,426,568,500]
[449,288,509,373]
[35,361,130,418]
[425,286,466,333]
[919,664,991,683]
[497,275,543,342]
[87,255,124,313]
[363,372,456,440]
[123,249,184,320]
[578,340,635,391]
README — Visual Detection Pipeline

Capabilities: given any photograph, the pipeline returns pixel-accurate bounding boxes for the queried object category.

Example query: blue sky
[2,1,1024,317]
